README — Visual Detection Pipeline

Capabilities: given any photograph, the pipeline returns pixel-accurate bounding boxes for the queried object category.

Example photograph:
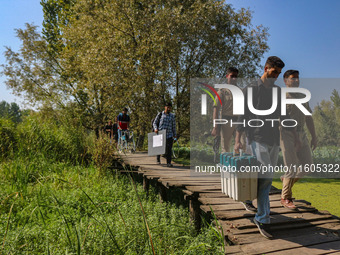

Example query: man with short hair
[117,108,130,142]
[211,67,239,152]
[153,102,177,167]
[234,56,301,239]
[212,67,257,212]
[280,70,317,209]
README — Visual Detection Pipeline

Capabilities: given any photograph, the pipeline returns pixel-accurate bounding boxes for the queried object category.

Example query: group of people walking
[107,56,317,240]
[104,107,131,142]
[213,56,317,239]
[105,104,177,167]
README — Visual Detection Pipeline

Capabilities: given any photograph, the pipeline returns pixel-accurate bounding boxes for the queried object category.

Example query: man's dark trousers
[157,138,173,164]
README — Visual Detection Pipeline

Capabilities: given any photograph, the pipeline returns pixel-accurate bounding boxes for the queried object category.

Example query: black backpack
[151,112,162,132]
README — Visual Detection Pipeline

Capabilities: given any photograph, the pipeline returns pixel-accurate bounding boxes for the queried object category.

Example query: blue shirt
[153,111,177,139]
[117,113,130,130]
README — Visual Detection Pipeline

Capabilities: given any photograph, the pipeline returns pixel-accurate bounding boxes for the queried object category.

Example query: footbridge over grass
[118,152,340,254]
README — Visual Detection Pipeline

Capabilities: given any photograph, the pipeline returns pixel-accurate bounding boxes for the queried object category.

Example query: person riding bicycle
[117,108,130,142]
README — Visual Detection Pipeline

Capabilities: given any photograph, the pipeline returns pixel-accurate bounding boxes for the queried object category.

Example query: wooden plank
[142,174,191,179]
[235,233,340,254]
[165,180,220,184]
[223,212,333,230]
[224,245,243,254]
[267,240,340,255]
[159,177,221,181]
[214,206,317,220]
[141,169,191,173]
[201,201,315,213]
[199,197,240,205]
[184,186,221,192]
[141,172,190,176]
[199,193,229,198]
[163,181,220,188]
[120,152,340,255]
[198,197,310,207]
[221,219,340,236]
[224,232,268,245]
[226,223,340,245]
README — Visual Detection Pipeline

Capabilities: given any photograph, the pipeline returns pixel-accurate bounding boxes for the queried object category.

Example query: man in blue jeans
[117,108,130,142]
[153,102,177,167]
[234,56,301,239]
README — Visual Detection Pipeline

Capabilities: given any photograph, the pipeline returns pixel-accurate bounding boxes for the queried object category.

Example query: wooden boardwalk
[119,152,340,254]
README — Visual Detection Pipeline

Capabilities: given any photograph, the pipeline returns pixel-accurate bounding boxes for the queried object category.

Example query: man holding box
[234,56,301,239]
[153,102,177,167]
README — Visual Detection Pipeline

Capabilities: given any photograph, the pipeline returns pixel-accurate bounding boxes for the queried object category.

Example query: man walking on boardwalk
[211,67,256,212]
[117,108,130,142]
[280,70,317,209]
[211,67,239,153]
[153,102,177,167]
[234,56,301,239]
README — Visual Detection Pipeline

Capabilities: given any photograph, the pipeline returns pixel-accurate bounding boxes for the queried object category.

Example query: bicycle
[118,130,136,153]
[172,138,180,159]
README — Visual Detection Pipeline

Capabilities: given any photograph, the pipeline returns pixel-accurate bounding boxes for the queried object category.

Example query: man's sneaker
[240,202,257,212]
[253,218,273,239]
[167,163,173,167]
[281,198,297,209]
[156,161,161,165]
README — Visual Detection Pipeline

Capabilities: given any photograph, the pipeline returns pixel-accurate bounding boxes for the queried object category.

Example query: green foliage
[0,160,223,254]
[89,132,116,174]
[312,89,340,146]
[312,146,340,164]
[0,118,17,160]
[15,114,89,164]
[41,0,75,54]
[0,101,23,123]
[0,110,223,254]
[2,0,269,140]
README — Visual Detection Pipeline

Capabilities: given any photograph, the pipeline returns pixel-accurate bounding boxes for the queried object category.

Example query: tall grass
[0,118,17,160]
[0,160,223,254]
[0,115,224,254]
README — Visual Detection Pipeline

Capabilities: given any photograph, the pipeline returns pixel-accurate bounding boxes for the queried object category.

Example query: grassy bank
[272,178,340,217]
[0,116,224,254]
[0,160,224,254]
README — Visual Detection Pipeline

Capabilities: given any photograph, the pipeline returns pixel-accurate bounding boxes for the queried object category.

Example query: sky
[227,0,340,107]
[0,0,43,107]
[0,0,339,108]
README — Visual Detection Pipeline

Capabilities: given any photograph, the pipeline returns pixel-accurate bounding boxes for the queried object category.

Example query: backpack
[151,112,162,132]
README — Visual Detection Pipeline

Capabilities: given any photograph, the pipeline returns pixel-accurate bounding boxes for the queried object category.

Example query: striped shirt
[153,111,177,139]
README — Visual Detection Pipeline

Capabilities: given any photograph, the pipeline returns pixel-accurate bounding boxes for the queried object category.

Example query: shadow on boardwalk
[117,152,340,255]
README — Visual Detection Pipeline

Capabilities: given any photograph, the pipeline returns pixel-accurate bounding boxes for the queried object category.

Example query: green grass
[272,178,340,217]
[0,158,224,254]
[173,157,190,166]
[0,116,224,254]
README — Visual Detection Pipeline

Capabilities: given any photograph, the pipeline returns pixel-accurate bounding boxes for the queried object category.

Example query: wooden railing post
[158,182,168,202]
[189,193,201,232]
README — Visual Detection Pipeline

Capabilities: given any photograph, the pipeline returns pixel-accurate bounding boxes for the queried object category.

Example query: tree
[40,0,75,55]
[0,101,22,123]
[313,89,340,146]
[2,0,269,143]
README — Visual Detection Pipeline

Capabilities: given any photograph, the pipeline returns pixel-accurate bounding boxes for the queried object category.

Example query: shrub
[0,118,17,160]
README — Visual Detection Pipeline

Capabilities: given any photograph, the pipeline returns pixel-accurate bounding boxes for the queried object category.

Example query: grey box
[148,130,166,156]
